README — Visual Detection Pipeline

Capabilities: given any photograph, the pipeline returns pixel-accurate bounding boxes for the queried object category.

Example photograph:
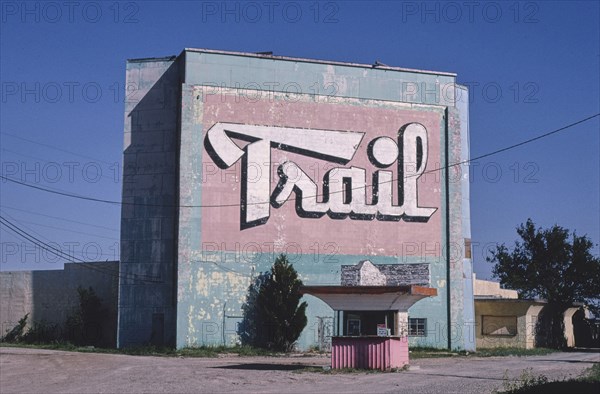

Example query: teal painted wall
[119,49,472,351]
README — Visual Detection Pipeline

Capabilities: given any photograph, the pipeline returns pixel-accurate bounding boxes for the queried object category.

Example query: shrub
[65,286,107,346]
[251,254,307,352]
[1,313,29,342]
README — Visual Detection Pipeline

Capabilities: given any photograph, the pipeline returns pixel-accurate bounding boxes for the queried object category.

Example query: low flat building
[473,275,596,349]
[474,275,544,349]
[0,262,119,347]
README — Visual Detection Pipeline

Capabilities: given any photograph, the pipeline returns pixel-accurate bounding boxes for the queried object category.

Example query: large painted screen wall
[200,93,443,254]
[118,49,474,351]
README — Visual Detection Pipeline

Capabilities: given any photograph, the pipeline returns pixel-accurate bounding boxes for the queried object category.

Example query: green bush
[65,286,108,347]
[21,320,61,343]
[1,314,29,342]
[247,254,307,352]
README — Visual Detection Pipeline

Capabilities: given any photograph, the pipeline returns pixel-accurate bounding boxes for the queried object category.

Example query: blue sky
[1,0,598,279]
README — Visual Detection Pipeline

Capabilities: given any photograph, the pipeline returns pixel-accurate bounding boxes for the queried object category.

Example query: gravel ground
[1,347,598,393]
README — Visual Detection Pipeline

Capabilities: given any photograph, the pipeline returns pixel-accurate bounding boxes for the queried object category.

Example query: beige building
[473,275,595,349]
[474,275,545,349]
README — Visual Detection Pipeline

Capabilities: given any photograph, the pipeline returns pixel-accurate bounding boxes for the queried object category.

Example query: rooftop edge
[127,48,457,77]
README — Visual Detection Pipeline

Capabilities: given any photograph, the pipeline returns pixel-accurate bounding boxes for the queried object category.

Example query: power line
[0,131,118,166]
[0,209,120,269]
[1,147,119,183]
[466,113,599,161]
[0,215,119,241]
[1,204,119,232]
[0,220,156,284]
[1,113,598,208]
[0,217,119,274]
[0,211,248,279]
[1,209,70,254]
[1,173,121,206]
[0,215,161,284]
[0,226,118,259]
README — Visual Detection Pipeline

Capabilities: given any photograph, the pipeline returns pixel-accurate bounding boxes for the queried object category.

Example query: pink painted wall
[331,336,409,370]
[200,92,443,257]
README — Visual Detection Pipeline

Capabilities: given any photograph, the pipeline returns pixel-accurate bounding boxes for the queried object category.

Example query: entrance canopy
[301,285,437,311]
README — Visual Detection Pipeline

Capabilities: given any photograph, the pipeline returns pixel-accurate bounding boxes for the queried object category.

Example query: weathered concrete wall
[475,300,544,349]
[457,84,476,352]
[341,261,429,286]
[474,275,519,299]
[123,49,472,350]
[118,56,182,348]
[0,262,118,346]
[174,49,470,350]
[563,307,580,348]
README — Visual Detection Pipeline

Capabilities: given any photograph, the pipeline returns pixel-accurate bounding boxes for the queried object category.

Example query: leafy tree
[487,219,600,348]
[254,254,307,352]
[66,286,108,346]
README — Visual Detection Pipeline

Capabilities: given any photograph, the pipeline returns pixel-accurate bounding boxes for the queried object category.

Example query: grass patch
[409,346,557,359]
[0,342,280,357]
[0,342,560,359]
[495,364,600,393]
[474,347,556,357]
[583,363,600,381]
[0,341,176,356]
[409,346,468,359]
[178,345,279,357]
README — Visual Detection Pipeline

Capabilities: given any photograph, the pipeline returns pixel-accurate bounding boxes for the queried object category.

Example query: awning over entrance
[300,285,437,311]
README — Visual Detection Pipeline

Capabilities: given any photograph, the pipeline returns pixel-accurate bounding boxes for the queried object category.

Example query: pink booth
[301,285,437,370]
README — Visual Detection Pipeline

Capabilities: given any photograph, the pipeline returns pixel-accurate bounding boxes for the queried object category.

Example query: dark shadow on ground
[571,348,600,353]
[403,371,507,381]
[535,360,600,364]
[213,363,314,371]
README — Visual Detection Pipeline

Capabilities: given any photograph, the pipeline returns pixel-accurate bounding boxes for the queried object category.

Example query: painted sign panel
[200,88,443,257]
[377,324,389,337]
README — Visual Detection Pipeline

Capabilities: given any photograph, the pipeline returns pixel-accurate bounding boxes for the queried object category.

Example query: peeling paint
[117,49,472,351]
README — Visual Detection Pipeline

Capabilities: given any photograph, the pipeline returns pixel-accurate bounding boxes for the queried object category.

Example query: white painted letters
[205,122,437,228]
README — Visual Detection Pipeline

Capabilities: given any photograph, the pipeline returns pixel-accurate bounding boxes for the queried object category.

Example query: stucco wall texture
[0,262,119,346]
[475,300,544,349]
[118,49,474,351]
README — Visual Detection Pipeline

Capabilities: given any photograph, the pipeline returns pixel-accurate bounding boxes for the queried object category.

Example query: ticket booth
[301,285,437,370]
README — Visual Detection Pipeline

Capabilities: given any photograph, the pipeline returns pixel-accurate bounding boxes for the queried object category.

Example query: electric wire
[1,131,117,165]
[3,216,119,241]
[0,215,161,284]
[2,114,597,281]
[1,113,598,208]
[1,204,119,232]
[1,147,119,182]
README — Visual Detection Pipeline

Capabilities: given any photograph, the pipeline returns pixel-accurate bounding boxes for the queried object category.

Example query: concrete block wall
[0,262,119,346]
[341,261,430,286]
[118,57,182,348]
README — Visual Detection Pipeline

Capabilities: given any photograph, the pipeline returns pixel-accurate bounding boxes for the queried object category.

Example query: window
[482,315,517,336]
[347,318,361,336]
[409,318,427,336]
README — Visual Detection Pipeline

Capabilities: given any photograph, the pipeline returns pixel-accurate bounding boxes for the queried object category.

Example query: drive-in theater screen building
[118,48,475,351]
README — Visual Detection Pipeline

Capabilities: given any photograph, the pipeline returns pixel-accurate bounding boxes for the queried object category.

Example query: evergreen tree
[255,254,307,352]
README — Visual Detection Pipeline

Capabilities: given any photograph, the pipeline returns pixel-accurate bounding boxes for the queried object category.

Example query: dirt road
[1,347,598,393]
